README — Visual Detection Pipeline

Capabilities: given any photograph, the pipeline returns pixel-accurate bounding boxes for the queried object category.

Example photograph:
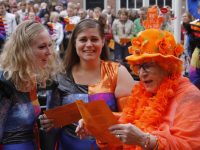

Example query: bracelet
[142,133,150,149]
[153,136,159,150]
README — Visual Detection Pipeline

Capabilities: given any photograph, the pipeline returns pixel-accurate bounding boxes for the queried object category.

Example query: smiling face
[75,28,105,62]
[139,62,168,93]
[29,12,36,20]
[31,30,52,69]
[120,12,127,21]
[182,13,189,23]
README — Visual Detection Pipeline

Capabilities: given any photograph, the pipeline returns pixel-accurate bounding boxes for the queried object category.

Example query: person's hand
[109,123,146,147]
[15,12,20,18]
[40,114,54,132]
[75,119,93,140]
[42,4,47,9]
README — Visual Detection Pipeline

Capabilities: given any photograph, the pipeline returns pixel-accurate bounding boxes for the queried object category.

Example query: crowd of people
[0,0,200,150]
[0,0,192,65]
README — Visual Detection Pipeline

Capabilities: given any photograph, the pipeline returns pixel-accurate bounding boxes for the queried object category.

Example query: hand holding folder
[44,99,123,147]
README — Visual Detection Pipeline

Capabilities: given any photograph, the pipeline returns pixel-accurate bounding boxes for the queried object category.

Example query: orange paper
[43,100,83,128]
[65,24,75,31]
[76,100,122,147]
[120,38,130,44]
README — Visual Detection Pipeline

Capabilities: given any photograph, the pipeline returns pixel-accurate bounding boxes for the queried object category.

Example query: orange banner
[65,24,75,31]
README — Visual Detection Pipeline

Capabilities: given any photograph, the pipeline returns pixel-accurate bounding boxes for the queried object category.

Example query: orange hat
[126,6,184,74]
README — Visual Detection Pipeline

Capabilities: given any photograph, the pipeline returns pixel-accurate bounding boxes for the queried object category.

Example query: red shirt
[23,15,42,23]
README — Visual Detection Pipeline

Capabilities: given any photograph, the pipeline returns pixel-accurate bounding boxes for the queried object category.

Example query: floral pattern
[155,36,171,55]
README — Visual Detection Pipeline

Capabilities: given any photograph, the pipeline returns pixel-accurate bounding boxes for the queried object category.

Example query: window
[120,0,172,10]
[120,0,142,9]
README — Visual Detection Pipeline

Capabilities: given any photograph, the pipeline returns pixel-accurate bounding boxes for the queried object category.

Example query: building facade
[52,0,186,15]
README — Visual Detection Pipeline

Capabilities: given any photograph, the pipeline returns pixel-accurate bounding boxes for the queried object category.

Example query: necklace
[122,74,180,150]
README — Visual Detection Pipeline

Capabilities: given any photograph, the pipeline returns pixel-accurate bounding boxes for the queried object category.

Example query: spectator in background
[3,0,10,12]
[94,7,101,19]
[107,15,112,27]
[42,13,49,24]
[0,1,17,39]
[50,12,64,52]
[34,3,40,16]
[112,8,134,63]
[107,5,116,25]
[134,7,147,36]
[58,5,64,12]
[73,4,78,16]
[38,3,48,20]
[181,12,193,45]
[76,2,80,10]
[88,9,94,19]
[159,7,173,34]
[23,6,41,23]
[163,5,171,25]
[67,1,73,7]
[78,8,86,20]
[17,2,21,10]
[129,9,137,22]
[28,11,36,21]
[98,13,114,60]
[10,3,20,24]
[26,0,30,8]
[17,1,27,23]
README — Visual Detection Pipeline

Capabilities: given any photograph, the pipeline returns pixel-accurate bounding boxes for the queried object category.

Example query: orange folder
[44,99,122,147]
[120,38,130,44]
[43,100,82,128]
[65,24,75,32]
[76,100,122,147]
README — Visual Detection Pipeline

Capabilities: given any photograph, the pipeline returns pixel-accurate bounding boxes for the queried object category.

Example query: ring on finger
[116,134,120,139]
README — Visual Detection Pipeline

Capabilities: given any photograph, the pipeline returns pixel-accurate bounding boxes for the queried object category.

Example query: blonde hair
[50,11,59,22]
[0,20,61,90]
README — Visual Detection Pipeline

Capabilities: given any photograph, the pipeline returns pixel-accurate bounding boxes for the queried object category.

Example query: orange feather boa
[122,74,180,150]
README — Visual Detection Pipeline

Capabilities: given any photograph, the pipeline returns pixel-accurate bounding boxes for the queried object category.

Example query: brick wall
[107,0,116,15]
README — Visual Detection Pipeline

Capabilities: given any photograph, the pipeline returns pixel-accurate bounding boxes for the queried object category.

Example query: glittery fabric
[189,47,200,89]
[47,60,120,150]
[0,75,40,149]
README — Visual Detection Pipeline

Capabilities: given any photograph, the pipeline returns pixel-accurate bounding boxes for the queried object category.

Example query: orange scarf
[122,74,180,150]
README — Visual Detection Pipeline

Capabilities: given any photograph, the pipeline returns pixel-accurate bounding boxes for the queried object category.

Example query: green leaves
[158,33,165,39]
[154,46,159,52]
[143,37,148,45]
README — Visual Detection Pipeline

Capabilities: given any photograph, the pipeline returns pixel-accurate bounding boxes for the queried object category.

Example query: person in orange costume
[76,8,200,150]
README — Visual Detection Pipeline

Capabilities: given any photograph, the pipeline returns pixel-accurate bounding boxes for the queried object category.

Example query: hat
[126,6,184,73]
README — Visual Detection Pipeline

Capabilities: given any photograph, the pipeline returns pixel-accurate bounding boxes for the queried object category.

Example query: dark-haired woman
[40,19,134,150]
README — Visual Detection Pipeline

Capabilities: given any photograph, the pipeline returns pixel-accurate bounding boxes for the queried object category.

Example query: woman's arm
[114,65,134,99]
[0,96,12,143]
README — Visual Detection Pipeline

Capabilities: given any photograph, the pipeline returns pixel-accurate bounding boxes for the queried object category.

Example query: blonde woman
[0,20,60,150]
[50,12,64,51]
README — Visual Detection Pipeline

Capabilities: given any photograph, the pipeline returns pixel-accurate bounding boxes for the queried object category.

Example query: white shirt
[52,22,64,51]
[5,12,17,39]
[60,10,68,17]
[69,16,80,24]
[17,9,27,23]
